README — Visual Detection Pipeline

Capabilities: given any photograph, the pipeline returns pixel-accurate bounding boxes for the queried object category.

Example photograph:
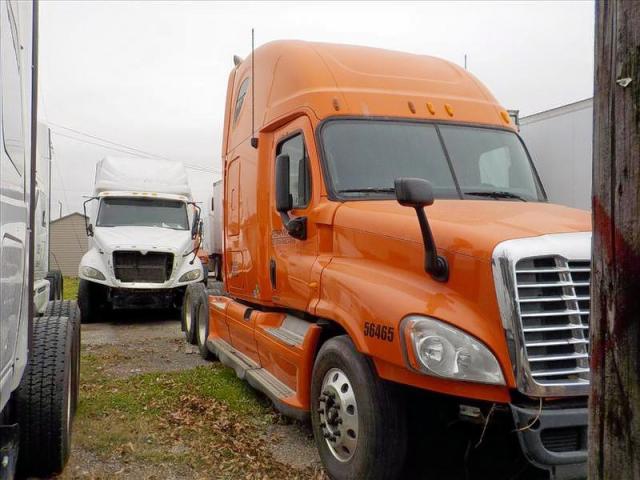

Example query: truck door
[269,116,320,312]
[0,0,27,381]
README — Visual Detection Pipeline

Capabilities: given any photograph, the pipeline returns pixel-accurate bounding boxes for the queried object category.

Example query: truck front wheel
[78,279,107,323]
[310,335,408,480]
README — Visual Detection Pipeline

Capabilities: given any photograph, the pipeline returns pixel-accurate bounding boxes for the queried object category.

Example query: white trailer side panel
[519,98,593,210]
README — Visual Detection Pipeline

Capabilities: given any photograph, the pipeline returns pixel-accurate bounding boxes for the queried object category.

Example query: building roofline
[51,212,87,223]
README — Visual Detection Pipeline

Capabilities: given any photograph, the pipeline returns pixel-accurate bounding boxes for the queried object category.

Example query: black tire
[16,315,79,477]
[46,270,63,300]
[77,279,108,323]
[310,335,407,480]
[44,299,72,317]
[44,300,82,414]
[182,283,202,344]
[211,255,222,281]
[194,286,214,360]
[202,264,209,285]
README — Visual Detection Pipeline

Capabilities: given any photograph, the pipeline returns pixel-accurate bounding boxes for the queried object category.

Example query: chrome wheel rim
[318,368,359,462]
[197,302,207,345]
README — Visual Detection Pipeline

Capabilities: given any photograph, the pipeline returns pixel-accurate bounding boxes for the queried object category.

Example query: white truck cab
[78,157,204,320]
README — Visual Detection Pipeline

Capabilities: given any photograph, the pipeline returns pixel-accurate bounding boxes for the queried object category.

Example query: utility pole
[589,1,640,479]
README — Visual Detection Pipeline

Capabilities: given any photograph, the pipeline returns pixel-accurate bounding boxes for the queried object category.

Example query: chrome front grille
[515,257,591,388]
[492,232,592,397]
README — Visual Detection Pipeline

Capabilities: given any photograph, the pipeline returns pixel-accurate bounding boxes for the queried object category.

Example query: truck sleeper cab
[78,157,205,321]
[199,41,591,480]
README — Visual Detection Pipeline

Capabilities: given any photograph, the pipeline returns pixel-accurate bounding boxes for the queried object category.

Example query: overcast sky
[39,0,595,219]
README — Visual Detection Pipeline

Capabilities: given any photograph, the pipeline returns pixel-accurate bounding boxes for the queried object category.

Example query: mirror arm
[279,211,307,240]
[414,206,448,282]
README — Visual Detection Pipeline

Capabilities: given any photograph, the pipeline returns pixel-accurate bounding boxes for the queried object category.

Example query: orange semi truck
[185,41,591,479]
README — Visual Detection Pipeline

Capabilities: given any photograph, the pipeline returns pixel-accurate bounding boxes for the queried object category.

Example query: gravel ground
[63,309,322,479]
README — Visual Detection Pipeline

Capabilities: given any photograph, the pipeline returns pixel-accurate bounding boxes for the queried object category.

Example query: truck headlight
[80,266,106,281]
[179,269,201,282]
[402,316,505,385]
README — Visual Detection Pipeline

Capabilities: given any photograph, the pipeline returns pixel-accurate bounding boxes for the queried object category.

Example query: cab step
[206,337,307,421]
[207,337,258,379]
[262,314,311,348]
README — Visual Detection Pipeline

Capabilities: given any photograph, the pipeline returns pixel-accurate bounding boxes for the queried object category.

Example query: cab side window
[277,134,311,209]
[1,1,25,175]
[232,78,249,126]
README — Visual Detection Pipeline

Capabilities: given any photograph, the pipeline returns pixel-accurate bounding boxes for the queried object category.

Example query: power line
[50,129,220,173]
[49,121,174,161]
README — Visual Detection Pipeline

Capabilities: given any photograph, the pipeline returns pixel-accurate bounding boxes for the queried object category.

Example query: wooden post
[589,1,640,479]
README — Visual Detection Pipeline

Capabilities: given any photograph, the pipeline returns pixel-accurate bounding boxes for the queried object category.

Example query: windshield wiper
[464,191,527,202]
[337,187,396,194]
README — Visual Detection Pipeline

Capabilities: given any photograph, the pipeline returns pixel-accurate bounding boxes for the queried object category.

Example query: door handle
[269,258,276,289]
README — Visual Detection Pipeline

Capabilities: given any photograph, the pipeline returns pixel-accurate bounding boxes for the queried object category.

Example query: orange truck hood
[333,199,592,262]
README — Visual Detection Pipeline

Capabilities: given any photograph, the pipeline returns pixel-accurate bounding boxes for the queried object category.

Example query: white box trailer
[519,98,593,210]
[78,156,206,320]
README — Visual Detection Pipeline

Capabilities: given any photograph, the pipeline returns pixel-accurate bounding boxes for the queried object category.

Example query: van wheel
[182,283,202,344]
[77,280,106,323]
[311,336,407,480]
[194,287,214,360]
[16,315,79,477]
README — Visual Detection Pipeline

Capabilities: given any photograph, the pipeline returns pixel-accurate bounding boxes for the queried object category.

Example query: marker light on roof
[445,104,454,117]
[426,102,435,115]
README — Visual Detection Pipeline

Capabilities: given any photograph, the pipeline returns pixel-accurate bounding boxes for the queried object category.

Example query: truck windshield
[96,198,189,230]
[320,119,545,201]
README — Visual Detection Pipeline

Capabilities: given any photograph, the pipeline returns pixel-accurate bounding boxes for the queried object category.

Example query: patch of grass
[73,352,315,478]
[64,276,79,300]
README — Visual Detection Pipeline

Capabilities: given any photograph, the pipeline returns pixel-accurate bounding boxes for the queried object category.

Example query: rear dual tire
[182,283,214,359]
[45,300,82,415]
[311,336,407,480]
[46,270,63,301]
[15,314,80,477]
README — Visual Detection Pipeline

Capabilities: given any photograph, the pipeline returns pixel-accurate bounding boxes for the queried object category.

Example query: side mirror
[394,177,448,282]
[191,209,201,239]
[82,196,98,237]
[275,153,306,240]
[395,177,434,208]
[275,154,293,213]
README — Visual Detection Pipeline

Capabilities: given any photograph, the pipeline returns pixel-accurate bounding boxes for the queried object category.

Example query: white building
[519,98,593,211]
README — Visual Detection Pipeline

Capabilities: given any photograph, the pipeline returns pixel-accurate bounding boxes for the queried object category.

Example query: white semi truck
[1,1,79,477]
[78,156,205,321]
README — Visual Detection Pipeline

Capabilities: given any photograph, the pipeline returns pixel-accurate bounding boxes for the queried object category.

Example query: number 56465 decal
[364,322,394,342]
